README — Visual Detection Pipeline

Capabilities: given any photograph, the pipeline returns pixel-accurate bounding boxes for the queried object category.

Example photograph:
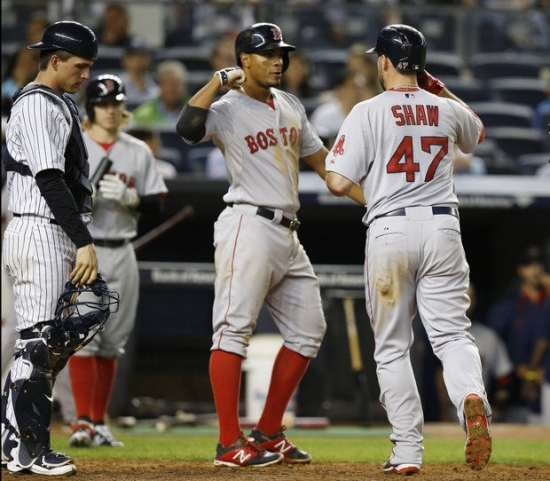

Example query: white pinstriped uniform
[73,131,167,357]
[2,88,79,331]
[198,88,326,359]
[326,87,490,466]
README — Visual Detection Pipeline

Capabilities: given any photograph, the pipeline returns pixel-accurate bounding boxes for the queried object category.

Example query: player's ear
[241,53,251,69]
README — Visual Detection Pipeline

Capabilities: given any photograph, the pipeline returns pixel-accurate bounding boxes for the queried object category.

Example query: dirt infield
[7,423,550,479]
[70,460,550,481]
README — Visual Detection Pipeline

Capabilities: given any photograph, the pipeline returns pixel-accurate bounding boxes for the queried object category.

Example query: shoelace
[96,427,116,442]
[241,438,264,454]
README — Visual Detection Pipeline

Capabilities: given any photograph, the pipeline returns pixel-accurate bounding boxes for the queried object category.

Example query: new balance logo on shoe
[273,439,293,454]
[232,449,252,464]
[214,434,283,467]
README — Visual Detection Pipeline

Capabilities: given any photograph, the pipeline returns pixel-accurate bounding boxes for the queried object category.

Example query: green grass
[52,426,550,466]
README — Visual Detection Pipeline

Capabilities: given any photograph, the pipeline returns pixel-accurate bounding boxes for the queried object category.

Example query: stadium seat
[469,102,535,128]
[154,46,212,71]
[468,53,543,81]
[488,78,547,108]
[440,77,489,103]
[484,126,547,163]
[304,48,347,90]
[93,45,126,71]
[425,52,464,78]
[155,127,216,174]
[516,152,550,175]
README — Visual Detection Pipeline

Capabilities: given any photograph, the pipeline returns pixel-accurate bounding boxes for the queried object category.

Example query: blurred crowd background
[2,0,550,178]
[1,0,549,426]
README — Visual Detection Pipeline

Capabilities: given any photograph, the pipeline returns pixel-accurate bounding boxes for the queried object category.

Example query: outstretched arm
[303,148,366,206]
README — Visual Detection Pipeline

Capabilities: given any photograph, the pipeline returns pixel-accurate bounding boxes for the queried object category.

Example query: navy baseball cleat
[214,433,283,467]
[248,426,311,464]
[7,450,76,476]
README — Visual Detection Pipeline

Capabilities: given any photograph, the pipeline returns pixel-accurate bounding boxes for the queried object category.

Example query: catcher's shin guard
[2,373,18,467]
[2,335,56,469]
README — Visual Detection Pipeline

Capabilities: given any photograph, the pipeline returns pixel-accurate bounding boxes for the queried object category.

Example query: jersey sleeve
[18,93,70,175]
[325,104,370,183]
[451,101,484,154]
[136,143,168,196]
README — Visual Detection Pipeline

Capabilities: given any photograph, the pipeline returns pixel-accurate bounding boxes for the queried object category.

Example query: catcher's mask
[367,24,426,72]
[235,23,296,73]
[55,272,120,336]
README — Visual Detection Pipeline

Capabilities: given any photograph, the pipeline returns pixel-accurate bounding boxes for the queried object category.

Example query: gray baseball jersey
[326,87,488,466]
[327,88,482,225]
[75,131,167,357]
[205,89,323,215]
[198,88,326,358]
[3,89,78,331]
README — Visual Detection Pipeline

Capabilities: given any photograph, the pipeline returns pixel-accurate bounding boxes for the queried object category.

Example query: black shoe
[214,433,283,467]
[248,426,311,464]
[8,450,76,476]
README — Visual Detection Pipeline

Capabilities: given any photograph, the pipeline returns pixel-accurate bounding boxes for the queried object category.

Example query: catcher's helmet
[27,20,98,61]
[235,23,296,73]
[85,74,126,120]
[55,273,120,330]
[49,273,120,356]
[367,24,426,72]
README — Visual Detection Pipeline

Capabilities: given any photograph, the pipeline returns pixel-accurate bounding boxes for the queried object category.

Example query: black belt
[13,213,58,225]
[375,206,458,221]
[228,203,301,231]
[94,238,128,248]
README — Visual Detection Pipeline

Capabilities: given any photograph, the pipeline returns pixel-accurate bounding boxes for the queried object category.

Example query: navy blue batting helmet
[367,24,426,72]
[235,23,296,73]
[85,74,126,119]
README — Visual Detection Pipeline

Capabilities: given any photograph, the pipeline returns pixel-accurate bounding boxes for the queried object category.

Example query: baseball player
[66,74,167,448]
[1,21,98,476]
[325,24,492,474]
[176,23,364,467]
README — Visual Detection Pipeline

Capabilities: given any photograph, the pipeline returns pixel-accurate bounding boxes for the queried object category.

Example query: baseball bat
[90,157,113,190]
[343,296,371,426]
[132,205,195,253]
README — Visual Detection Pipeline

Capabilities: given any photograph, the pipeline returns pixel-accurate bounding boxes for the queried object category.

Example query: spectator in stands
[346,43,382,101]
[126,127,178,179]
[210,34,238,72]
[532,66,550,134]
[487,245,547,422]
[95,2,140,48]
[132,60,190,127]
[466,282,514,421]
[281,50,319,99]
[515,243,550,425]
[119,39,160,110]
[1,46,38,115]
[310,68,366,149]
[25,14,50,45]
[452,145,487,175]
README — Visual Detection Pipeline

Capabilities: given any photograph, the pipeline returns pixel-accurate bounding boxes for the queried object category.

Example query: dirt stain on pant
[375,255,408,307]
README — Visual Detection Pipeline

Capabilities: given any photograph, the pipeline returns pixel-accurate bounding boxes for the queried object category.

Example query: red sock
[69,356,97,421]
[91,357,117,424]
[209,350,243,447]
[256,346,310,435]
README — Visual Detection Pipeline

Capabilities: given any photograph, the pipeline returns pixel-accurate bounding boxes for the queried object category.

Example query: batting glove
[98,174,139,207]
[215,67,246,88]
[417,70,445,95]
